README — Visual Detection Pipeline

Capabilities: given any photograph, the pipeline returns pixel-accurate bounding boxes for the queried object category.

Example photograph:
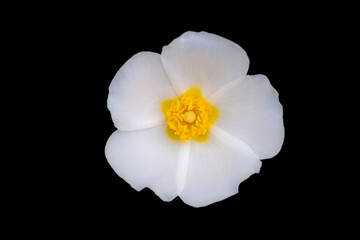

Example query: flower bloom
[105,31,284,207]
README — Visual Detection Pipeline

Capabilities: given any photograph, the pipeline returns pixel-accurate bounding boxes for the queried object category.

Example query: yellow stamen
[161,88,219,143]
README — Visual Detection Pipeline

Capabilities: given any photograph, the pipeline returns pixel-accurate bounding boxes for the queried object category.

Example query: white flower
[105,31,284,207]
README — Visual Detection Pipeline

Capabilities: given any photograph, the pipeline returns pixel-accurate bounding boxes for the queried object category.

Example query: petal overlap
[208,74,284,159]
[179,126,261,207]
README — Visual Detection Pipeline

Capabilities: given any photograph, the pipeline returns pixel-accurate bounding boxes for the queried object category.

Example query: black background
[9,3,351,238]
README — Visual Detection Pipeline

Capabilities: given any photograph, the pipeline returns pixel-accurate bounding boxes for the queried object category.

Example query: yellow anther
[161,88,219,143]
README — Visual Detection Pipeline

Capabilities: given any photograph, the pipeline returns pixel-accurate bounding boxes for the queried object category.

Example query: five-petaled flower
[105,31,284,207]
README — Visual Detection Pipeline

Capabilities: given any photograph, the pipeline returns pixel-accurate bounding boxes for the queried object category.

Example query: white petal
[108,52,177,131]
[208,74,284,159]
[105,126,181,202]
[179,126,261,208]
[175,141,190,194]
[161,31,249,97]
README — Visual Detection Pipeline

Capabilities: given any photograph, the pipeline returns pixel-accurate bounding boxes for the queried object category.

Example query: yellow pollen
[161,88,219,143]
[183,111,196,123]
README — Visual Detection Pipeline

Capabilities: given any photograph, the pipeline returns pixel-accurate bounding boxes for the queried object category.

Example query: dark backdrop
[12,3,346,238]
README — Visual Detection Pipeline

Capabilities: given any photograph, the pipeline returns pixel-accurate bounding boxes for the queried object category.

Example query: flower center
[162,88,219,143]
[183,111,196,123]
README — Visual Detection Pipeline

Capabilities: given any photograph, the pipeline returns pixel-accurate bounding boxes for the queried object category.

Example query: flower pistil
[162,88,219,143]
